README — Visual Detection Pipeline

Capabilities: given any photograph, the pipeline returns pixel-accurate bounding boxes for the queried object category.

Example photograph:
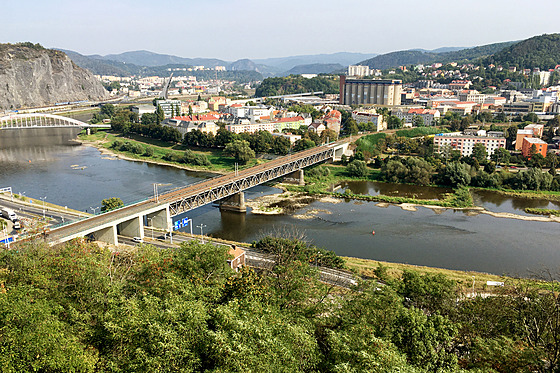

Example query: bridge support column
[284,169,305,186]
[93,225,118,245]
[146,207,171,230]
[220,192,247,213]
[119,216,144,239]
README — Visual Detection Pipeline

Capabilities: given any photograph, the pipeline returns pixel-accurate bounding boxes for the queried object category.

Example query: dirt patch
[293,208,332,220]
[246,191,318,215]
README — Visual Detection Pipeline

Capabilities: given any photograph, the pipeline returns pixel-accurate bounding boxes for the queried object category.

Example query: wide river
[1,129,559,277]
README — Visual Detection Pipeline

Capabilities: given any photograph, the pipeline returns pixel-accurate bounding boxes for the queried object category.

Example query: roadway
[117,230,359,288]
[0,197,86,226]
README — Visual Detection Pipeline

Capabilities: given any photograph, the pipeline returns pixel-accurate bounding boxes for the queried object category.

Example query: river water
[1,129,559,277]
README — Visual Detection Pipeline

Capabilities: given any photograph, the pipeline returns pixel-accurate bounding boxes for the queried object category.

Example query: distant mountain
[284,63,344,75]
[229,59,259,72]
[253,52,377,71]
[99,50,228,68]
[57,49,141,76]
[411,47,467,54]
[486,33,560,69]
[359,41,516,69]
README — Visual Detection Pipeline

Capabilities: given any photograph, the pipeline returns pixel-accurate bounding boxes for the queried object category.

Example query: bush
[346,160,368,178]
[144,147,154,157]
[181,150,211,166]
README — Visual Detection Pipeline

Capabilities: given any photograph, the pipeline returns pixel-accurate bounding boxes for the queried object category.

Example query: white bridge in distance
[0,113,110,130]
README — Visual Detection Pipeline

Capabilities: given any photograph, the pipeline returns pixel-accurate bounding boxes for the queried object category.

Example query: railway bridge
[46,141,349,245]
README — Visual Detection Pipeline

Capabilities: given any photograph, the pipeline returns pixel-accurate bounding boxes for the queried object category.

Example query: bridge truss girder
[168,147,334,216]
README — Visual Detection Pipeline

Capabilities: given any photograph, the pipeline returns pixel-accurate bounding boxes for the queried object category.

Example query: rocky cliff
[0,43,108,110]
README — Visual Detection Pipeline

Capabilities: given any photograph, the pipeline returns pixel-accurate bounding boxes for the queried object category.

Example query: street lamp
[197,223,207,244]
[40,196,47,220]
[90,206,100,215]
[153,183,171,203]
[147,217,154,239]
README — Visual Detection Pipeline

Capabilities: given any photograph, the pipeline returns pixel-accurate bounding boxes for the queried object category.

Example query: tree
[472,143,488,163]
[346,160,368,177]
[387,115,403,130]
[156,106,165,125]
[439,162,472,187]
[491,147,511,165]
[101,197,124,212]
[413,115,425,127]
[100,104,116,118]
[224,140,255,164]
[293,138,315,152]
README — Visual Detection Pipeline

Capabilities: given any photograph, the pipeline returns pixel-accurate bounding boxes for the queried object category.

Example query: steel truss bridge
[45,141,348,245]
[161,143,339,216]
[0,113,109,130]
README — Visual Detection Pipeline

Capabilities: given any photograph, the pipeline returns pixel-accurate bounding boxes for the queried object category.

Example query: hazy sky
[3,0,560,61]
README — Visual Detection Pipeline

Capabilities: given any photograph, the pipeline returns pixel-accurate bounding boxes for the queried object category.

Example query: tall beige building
[339,76,402,106]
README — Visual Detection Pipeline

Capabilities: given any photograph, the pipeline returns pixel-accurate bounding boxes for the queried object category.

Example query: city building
[156,100,182,118]
[347,65,371,77]
[521,137,548,158]
[227,246,245,271]
[339,76,402,106]
[395,108,441,126]
[271,132,301,144]
[524,123,545,138]
[351,109,387,131]
[515,129,534,150]
[132,104,156,118]
[433,132,506,157]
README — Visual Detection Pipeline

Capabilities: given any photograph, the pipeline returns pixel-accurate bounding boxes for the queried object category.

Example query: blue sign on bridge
[173,217,190,231]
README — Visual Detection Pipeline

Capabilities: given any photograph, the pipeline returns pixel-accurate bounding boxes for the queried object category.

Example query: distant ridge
[358,41,516,69]
[284,63,344,76]
[486,33,560,69]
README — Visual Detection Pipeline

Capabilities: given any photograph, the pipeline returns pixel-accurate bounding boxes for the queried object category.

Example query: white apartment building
[433,132,506,157]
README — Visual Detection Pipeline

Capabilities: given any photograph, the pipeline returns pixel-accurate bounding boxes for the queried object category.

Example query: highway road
[0,197,86,227]
[118,230,359,288]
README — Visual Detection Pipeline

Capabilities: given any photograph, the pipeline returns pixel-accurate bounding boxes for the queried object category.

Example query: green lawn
[79,131,260,172]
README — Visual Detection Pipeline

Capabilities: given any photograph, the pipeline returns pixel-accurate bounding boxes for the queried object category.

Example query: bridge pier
[284,169,305,186]
[219,192,247,213]
[118,216,144,239]
[92,226,118,245]
[146,207,171,230]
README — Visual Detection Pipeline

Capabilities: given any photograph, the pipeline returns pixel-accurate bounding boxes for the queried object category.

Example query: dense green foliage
[100,197,124,212]
[3,239,560,371]
[359,41,515,69]
[255,76,339,97]
[488,33,560,70]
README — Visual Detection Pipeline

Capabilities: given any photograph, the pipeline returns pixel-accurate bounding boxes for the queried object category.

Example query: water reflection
[341,180,453,200]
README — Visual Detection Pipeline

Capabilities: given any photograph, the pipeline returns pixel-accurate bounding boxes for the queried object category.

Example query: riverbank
[78,131,260,173]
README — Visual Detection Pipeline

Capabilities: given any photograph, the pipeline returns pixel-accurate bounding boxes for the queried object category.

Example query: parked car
[132,236,143,243]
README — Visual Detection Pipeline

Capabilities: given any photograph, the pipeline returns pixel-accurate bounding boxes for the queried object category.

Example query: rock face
[0,43,108,110]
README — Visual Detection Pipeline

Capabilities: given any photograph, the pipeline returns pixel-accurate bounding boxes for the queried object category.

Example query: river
[1,129,559,277]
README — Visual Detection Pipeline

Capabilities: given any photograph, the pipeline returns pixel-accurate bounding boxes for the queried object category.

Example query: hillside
[253,52,377,71]
[487,33,560,69]
[359,41,516,69]
[101,50,228,68]
[254,75,339,97]
[0,43,107,110]
[284,63,343,75]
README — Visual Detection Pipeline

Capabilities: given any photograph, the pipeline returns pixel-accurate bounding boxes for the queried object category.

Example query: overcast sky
[3,0,560,61]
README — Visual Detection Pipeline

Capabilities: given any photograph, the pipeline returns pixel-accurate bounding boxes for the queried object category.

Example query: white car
[132,237,144,243]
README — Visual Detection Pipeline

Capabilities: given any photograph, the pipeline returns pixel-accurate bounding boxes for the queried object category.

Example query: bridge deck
[46,141,346,243]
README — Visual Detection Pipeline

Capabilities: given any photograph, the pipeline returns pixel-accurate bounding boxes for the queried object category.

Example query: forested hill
[359,41,515,69]
[486,33,560,69]
[255,75,339,97]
